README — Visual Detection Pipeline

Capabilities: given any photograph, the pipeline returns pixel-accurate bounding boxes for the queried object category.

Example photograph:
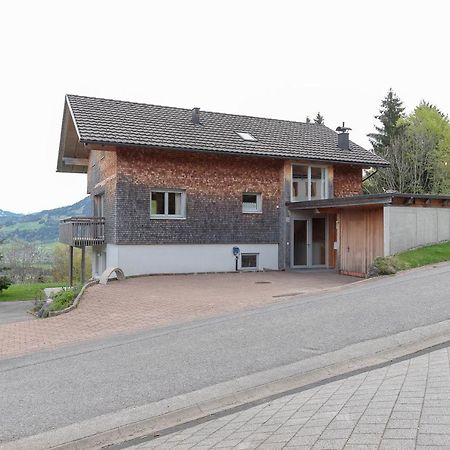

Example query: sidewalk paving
[128,345,450,449]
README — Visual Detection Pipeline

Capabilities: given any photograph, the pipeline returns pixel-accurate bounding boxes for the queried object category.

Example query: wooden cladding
[59,217,105,247]
[339,207,384,277]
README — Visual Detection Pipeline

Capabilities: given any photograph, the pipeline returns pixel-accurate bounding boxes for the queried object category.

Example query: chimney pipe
[336,122,351,150]
[191,107,200,125]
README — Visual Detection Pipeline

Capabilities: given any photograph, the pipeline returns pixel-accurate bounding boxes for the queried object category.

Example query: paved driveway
[0,271,357,359]
[0,301,33,325]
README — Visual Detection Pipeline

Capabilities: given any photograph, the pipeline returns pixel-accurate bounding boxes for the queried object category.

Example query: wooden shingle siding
[114,147,283,246]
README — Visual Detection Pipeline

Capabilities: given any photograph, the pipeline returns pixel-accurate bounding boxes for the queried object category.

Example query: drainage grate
[255,281,272,284]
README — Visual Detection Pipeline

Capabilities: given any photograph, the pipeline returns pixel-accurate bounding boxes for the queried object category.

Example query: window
[150,190,185,218]
[292,165,328,201]
[236,131,257,141]
[241,253,258,270]
[242,193,262,213]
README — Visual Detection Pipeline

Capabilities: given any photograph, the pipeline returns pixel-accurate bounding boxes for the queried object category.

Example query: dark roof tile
[66,94,388,167]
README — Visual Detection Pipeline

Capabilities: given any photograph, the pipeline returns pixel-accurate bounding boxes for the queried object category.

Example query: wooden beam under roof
[85,143,116,152]
[63,157,89,166]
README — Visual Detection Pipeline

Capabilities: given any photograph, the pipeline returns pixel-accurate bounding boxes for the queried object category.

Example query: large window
[292,165,328,201]
[150,189,186,218]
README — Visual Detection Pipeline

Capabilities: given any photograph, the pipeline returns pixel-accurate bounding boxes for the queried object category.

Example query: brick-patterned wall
[87,150,117,243]
[333,165,362,197]
[114,147,283,245]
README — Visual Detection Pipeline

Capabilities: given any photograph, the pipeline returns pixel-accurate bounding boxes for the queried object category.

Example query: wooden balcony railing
[59,217,105,247]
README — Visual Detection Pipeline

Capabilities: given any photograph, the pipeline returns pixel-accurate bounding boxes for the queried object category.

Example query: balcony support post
[69,246,74,287]
[81,246,86,285]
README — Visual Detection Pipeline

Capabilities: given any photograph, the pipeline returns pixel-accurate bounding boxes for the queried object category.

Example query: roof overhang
[287,193,450,212]
[56,97,89,173]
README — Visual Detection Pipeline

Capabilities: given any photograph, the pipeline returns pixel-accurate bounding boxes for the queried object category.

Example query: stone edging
[47,280,99,317]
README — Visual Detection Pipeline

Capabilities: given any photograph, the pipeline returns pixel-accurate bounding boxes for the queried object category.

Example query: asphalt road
[0,301,33,325]
[2,263,450,443]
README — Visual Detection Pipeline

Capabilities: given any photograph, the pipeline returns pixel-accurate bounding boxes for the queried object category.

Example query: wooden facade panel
[339,207,384,277]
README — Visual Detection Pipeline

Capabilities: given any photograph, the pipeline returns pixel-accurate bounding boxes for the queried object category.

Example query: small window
[150,190,185,218]
[241,253,258,270]
[236,131,257,141]
[242,193,262,213]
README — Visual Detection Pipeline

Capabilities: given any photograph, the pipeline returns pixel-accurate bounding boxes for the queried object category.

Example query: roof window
[236,131,257,141]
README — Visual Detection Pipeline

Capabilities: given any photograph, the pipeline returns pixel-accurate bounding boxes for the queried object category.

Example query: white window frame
[291,164,329,202]
[242,192,262,214]
[241,253,259,270]
[150,189,186,219]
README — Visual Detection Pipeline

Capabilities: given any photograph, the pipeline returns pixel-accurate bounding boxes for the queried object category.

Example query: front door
[292,217,327,268]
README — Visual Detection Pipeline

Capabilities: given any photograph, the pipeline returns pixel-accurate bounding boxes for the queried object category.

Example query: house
[57,95,450,282]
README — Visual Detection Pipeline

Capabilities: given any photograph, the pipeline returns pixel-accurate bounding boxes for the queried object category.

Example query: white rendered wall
[385,206,450,255]
[104,244,279,276]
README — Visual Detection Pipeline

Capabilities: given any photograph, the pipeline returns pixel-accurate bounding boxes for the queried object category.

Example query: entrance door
[293,219,308,266]
[293,217,327,268]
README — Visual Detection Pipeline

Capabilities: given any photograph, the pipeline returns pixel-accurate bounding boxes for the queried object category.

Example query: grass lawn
[372,241,450,275]
[396,241,450,269]
[0,282,64,302]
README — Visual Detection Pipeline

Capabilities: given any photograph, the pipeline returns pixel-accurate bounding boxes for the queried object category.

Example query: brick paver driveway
[0,271,356,359]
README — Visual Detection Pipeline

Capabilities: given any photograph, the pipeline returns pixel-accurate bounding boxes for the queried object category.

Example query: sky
[1,0,449,214]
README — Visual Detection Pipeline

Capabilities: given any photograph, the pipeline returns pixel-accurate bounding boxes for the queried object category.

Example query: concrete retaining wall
[385,206,450,255]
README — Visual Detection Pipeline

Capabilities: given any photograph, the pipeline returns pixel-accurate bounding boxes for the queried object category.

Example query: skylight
[236,131,257,141]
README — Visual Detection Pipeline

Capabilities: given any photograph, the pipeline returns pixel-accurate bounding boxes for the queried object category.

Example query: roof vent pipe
[191,107,201,125]
[336,122,351,150]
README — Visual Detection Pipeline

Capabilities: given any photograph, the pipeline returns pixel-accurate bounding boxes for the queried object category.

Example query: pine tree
[314,112,324,125]
[368,88,405,152]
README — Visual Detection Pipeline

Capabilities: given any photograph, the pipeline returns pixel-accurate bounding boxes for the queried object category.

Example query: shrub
[368,256,410,277]
[0,275,12,293]
[47,285,82,313]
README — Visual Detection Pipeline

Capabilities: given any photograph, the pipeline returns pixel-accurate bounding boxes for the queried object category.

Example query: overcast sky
[1,0,449,213]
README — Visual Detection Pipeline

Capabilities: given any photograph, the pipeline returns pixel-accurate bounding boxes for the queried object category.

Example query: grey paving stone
[382,428,418,439]
[417,433,450,446]
[346,433,383,444]
[313,438,349,449]
[378,438,417,449]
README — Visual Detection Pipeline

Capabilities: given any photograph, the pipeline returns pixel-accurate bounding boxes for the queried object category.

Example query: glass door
[311,217,326,266]
[293,219,308,266]
[293,217,327,268]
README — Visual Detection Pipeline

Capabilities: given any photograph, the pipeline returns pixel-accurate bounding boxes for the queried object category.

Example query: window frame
[150,188,186,219]
[241,253,259,270]
[242,192,262,214]
[291,164,329,202]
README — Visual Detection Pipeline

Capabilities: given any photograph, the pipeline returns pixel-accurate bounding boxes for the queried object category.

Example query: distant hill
[0,197,91,244]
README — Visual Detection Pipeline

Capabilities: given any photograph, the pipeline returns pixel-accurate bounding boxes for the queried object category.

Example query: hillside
[0,197,91,244]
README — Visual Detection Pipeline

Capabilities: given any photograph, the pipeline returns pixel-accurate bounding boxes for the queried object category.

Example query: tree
[305,116,311,124]
[365,101,450,194]
[52,244,91,283]
[0,238,12,293]
[368,88,405,152]
[314,112,324,125]
[3,240,48,283]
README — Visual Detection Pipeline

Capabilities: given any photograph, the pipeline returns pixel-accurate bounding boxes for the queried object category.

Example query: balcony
[59,217,105,247]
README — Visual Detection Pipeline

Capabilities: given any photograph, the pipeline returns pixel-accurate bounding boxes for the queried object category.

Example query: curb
[6,318,450,450]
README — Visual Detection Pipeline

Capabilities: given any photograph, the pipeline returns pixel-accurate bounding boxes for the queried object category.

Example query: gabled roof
[58,94,389,173]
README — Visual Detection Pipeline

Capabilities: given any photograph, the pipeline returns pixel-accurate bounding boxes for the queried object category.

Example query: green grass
[0,282,64,302]
[370,241,450,276]
[396,241,450,268]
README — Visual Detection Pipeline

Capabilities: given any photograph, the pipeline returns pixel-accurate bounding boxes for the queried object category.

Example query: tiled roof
[66,95,389,167]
